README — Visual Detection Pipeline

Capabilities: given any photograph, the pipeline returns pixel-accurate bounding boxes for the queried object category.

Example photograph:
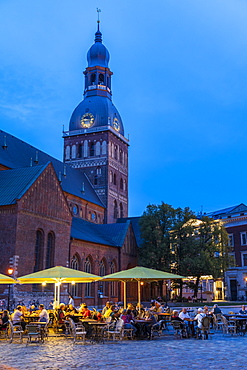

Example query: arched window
[114,145,118,160]
[96,167,101,175]
[120,178,123,190]
[113,173,116,185]
[111,143,114,158]
[78,144,83,158]
[95,141,100,156]
[71,255,79,297]
[110,171,113,183]
[94,175,98,185]
[99,73,104,84]
[91,212,97,222]
[84,140,88,157]
[99,259,106,295]
[65,146,70,160]
[102,141,107,155]
[71,145,76,159]
[110,261,117,297]
[114,200,118,219]
[123,180,127,191]
[34,229,44,272]
[91,73,96,84]
[90,143,95,157]
[46,232,55,269]
[119,149,123,164]
[84,257,92,297]
[120,203,124,218]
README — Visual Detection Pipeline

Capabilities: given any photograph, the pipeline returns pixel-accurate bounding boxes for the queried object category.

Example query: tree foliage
[139,202,233,298]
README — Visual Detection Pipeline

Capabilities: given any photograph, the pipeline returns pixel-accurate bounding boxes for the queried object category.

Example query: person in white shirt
[68,294,75,307]
[194,308,206,329]
[38,304,49,323]
[12,305,26,330]
[154,301,164,313]
[179,308,194,336]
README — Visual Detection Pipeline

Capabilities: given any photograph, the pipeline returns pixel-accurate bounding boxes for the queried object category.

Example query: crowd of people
[2,298,247,340]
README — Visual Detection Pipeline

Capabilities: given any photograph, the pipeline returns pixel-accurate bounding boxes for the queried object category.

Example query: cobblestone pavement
[1,332,247,370]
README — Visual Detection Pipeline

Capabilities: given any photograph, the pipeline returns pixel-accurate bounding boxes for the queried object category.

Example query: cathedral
[0,23,138,307]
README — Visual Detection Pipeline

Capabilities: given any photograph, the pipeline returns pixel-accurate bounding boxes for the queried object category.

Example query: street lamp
[7,268,14,311]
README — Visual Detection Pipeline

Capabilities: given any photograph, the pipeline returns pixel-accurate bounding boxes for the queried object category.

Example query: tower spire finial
[97,8,101,31]
[95,8,102,43]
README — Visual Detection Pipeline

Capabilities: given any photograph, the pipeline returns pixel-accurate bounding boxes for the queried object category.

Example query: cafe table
[227,317,247,335]
[87,321,108,343]
[29,321,47,341]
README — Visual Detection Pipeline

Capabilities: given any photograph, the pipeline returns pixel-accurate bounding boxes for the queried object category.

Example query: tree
[139,202,233,299]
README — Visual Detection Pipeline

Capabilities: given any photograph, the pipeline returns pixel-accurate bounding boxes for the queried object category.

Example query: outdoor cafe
[0,267,246,344]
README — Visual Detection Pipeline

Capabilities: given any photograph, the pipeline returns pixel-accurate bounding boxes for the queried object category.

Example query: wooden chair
[171,320,186,339]
[8,321,23,343]
[151,320,166,338]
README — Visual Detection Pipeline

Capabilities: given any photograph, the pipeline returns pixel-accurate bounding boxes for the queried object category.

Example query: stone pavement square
[1,332,247,370]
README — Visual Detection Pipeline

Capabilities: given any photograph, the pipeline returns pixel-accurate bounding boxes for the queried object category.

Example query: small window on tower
[91,73,96,84]
[99,74,104,84]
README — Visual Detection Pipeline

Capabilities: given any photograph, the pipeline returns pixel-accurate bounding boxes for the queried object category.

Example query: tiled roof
[0,130,104,208]
[71,217,130,247]
[206,203,247,218]
[0,164,47,205]
[117,216,142,247]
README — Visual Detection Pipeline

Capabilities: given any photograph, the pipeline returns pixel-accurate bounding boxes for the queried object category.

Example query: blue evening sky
[1,0,247,217]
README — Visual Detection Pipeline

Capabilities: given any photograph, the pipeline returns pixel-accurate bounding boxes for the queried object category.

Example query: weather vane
[97,8,101,23]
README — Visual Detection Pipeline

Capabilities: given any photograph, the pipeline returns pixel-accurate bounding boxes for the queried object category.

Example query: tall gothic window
[110,261,117,297]
[114,200,118,219]
[99,259,106,295]
[84,257,92,297]
[114,145,118,160]
[34,229,44,272]
[90,143,95,157]
[71,145,76,159]
[120,178,123,190]
[120,203,124,218]
[113,173,116,185]
[65,146,70,160]
[71,255,79,297]
[99,73,104,84]
[46,232,55,269]
[119,149,123,164]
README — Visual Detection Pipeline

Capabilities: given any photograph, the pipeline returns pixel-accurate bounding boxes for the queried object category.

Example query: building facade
[0,23,138,308]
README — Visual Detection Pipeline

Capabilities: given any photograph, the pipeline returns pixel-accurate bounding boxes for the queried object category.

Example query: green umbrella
[100,266,184,310]
[18,266,100,306]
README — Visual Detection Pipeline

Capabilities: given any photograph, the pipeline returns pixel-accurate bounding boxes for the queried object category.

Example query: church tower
[63,22,129,224]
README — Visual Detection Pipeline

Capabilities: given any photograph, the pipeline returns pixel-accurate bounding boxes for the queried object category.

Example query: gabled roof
[117,216,142,248]
[0,164,48,205]
[0,130,104,208]
[71,217,130,247]
[206,203,247,218]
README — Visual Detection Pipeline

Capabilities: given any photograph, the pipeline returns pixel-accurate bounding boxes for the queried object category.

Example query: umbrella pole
[138,280,141,314]
[54,284,57,308]
[123,281,126,309]
[57,282,61,306]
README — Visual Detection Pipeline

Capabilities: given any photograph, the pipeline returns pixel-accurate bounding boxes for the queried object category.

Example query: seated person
[194,308,206,336]
[209,304,222,315]
[171,310,185,325]
[79,304,91,319]
[56,303,67,332]
[143,310,157,339]
[38,304,49,323]
[103,304,114,318]
[12,305,26,331]
[179,308,194,336]
[0,310,9,331]
[135,304,145,318]
[154,301,164,313]
[239,305,247,315]
[120,309,137,335]
[101,301,111,316]
[91,308,102,321]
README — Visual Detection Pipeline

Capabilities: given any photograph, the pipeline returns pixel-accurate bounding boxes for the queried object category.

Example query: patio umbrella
[18,266,100,306]
[0,273,16,284]
[100,266,184,310]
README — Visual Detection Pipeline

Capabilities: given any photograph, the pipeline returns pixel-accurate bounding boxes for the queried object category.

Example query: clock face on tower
[80,113,94,128]
[113,117,120,132]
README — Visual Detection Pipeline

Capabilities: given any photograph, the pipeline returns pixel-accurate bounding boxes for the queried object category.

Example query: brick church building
[0,23,138,307]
